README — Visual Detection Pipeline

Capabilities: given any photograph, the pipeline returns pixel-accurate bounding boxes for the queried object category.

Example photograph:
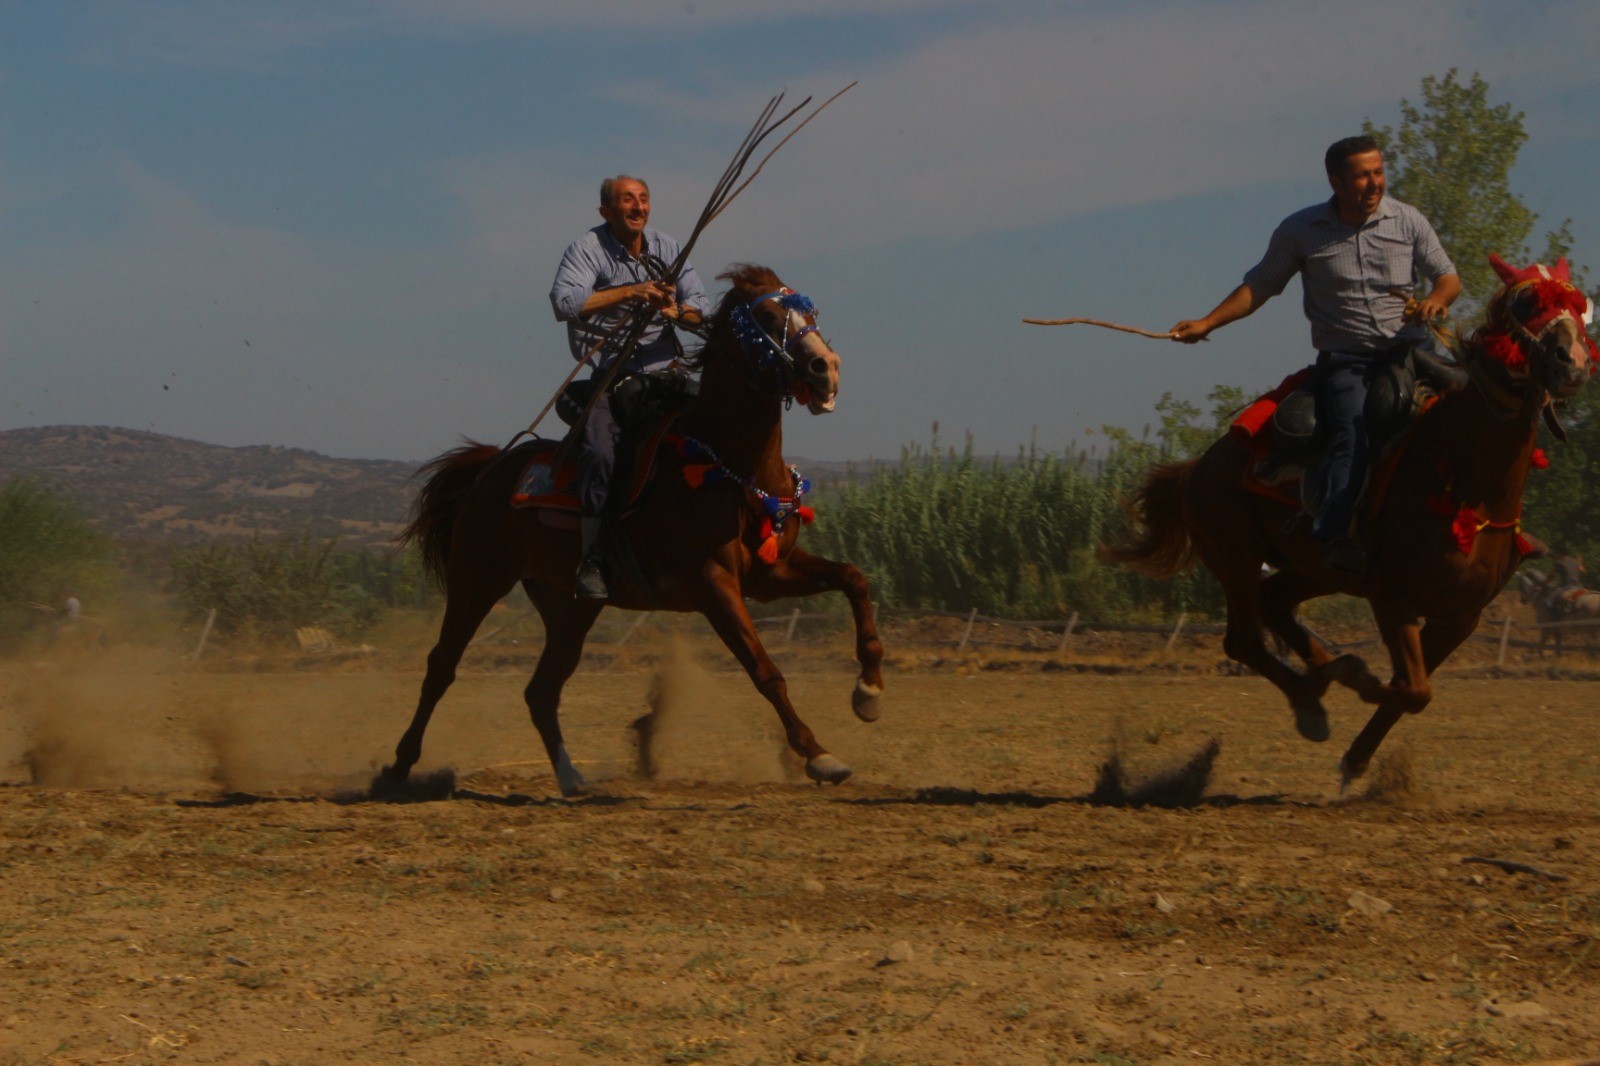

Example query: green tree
[1363,69,1575,318]
[0,479,115,647]
[170,533,377,644]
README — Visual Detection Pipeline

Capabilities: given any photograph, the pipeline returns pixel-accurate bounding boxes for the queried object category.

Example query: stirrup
[575,556,610,600]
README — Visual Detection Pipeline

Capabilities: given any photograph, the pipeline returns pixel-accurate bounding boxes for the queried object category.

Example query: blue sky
[4,1,1599,463]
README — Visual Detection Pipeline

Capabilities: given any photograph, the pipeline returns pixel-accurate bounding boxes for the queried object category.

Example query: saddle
[1231,343,1464,523]
[511,371,698,516]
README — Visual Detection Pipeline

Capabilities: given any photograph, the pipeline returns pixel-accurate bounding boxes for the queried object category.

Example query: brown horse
[1106,255,1595,785]
[383,265,885,796]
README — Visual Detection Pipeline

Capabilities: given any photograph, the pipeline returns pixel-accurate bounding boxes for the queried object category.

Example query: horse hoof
[805,753,852,785]
[1293,704,1331,742]
[851,680,883,723]
[1339,753,1367,792]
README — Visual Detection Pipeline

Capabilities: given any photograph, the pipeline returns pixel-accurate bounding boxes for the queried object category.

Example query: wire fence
[465,598,1600,668]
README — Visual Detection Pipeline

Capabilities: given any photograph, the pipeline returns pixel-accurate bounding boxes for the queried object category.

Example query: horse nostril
[809,356,830,377]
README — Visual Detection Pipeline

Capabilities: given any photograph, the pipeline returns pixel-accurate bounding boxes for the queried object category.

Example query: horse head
[710,264,841,415]
[1476,254,1597,402]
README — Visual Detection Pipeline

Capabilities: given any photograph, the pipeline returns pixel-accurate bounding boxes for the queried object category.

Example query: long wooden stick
[1022,316,1182,340]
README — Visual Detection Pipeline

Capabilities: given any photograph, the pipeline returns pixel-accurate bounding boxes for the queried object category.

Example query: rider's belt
[1316,339,1411,362]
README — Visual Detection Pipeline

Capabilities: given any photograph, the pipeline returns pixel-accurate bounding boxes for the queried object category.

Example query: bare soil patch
[2,635,1598,1065]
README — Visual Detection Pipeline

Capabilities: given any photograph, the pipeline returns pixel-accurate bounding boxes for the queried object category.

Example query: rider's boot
[576,516,610,600]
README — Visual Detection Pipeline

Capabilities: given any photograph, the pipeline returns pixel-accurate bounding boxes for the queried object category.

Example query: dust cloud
[4,648,378,794]
[631,637,800,785]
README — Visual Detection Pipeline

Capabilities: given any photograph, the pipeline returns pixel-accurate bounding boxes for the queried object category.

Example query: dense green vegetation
[807,394,1243,622]
[0,480,116,648]
[168,534,436,642]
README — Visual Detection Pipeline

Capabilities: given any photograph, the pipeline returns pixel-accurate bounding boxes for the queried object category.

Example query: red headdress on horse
[1479,254,1598,372]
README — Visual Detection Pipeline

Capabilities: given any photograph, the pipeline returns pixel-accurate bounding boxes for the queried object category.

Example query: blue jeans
[578,392,622,518]
[1313,350,1384,542]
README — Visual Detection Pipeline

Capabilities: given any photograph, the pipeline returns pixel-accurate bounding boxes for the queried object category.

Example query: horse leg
[1257,570,1375,697]
[744,547,886,722]
[384,568,516,785]
[522,582,602,797]
[1207,559,1335,741]
[1338,609,1476,786]
[698,566,847,784]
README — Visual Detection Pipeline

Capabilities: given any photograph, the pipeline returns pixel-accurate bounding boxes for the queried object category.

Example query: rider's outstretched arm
[1170,283,1268,344]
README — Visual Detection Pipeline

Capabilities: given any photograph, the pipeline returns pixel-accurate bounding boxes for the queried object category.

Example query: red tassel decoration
[1451,507,1479,555]
[797,505,816,524]
[758,536,780,564]
[1531,447,1550,470]
[683,464,710,488]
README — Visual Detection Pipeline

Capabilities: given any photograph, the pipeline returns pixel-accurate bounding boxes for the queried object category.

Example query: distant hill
[0,426,416,548]
[0,425,878,548]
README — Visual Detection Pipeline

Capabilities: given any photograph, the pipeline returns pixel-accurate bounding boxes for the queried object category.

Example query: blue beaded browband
[728,288,821,397]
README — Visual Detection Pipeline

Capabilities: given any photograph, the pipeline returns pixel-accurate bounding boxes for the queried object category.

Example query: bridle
[1460,274,1595,433]
[727,287,823,403]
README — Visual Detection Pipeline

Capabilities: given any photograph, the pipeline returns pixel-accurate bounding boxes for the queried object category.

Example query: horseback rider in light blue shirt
[549,175,710,600]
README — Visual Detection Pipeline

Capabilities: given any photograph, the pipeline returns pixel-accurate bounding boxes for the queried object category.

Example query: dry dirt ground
[2,630,1599,1066]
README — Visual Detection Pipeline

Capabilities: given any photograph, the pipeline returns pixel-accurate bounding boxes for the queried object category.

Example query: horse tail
[400,441,502,586]
[1099,460,1199,578]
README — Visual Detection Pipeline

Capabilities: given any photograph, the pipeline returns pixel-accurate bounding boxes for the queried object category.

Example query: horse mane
[678,263,784,372]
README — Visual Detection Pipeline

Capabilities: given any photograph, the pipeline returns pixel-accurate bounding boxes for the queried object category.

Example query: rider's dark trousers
[1313,349,1384,542]
[579,392,621,518]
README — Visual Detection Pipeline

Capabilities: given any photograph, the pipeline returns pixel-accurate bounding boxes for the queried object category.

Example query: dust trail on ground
[193,700,377,795]
[1349,746,1428,806]
[13,649,209,789]
[1089,726,1221,808]
[631,636,799,784]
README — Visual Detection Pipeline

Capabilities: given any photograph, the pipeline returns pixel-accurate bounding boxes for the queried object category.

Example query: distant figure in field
[1552,550,1584,593]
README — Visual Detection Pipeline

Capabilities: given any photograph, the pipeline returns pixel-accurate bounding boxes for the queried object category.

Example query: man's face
[600,179,651,241]
[1329,150,1386,220]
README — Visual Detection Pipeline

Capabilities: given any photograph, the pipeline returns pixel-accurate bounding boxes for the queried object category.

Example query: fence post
[192,608,218,661]
[1496,616,1513,667]
[785,607,801,642]
[1164,612,1187,655]
[1057,611,1079,656]
[958,607,979,651]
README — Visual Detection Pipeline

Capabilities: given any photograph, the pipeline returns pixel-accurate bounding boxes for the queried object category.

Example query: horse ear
[1489,253,1517,284]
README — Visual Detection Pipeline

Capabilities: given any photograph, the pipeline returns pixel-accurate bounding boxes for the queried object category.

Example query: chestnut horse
[383,265,884,795]
[1106,256,1595,785]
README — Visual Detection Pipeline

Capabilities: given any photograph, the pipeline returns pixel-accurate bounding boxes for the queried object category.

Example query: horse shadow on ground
[174,738,1309,812]
[841,737,1298,811]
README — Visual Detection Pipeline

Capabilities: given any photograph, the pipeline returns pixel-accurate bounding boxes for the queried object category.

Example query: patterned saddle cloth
[510,414,682,513]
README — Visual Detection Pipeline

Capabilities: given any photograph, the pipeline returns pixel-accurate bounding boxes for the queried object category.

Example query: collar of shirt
[595,223,664,265]
[1311,194,1397,231]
